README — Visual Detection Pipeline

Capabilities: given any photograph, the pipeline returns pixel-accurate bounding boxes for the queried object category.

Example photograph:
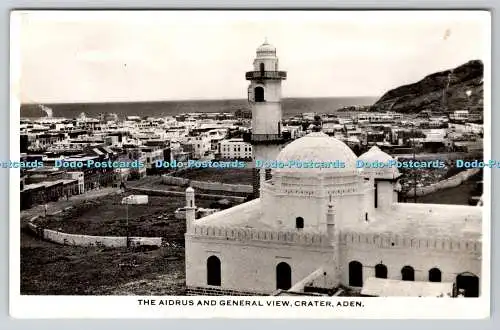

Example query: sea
[20,97,378,119]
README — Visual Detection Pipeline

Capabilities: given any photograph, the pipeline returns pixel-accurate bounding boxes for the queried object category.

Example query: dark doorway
[254,87,265,102]
[207,255,221,286]
[259,62,265,73]
[429,268,442,282]
[349,261,363,287]
[276,262,292,290]
[456,272,479,297]
[375,264,388,279]
[296,217,304,229]
[401,266,415,281]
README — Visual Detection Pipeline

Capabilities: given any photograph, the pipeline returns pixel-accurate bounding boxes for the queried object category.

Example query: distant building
[218,138,252,160]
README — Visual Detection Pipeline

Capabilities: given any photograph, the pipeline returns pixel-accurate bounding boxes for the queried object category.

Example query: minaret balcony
[242,132,291,144]
[245,71,287,80]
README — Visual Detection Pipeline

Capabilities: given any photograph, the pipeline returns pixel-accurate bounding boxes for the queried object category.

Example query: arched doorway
[456,272,479,297]
[276,262,292,290]
[207,255,221,286]
[401,266,414,281]
[429,268,442,282]
[375,264,388,279]
[349,261,363,287]
[295,217,304,229]
[254,87,265,102]
[259,62,265,73]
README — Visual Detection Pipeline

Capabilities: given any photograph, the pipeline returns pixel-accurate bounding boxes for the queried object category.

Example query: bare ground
[34,193,215,245]
[174,168,253,185]
[20,230,186,295]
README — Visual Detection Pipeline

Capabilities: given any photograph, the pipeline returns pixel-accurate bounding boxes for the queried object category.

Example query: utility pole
[125,202,129,248]
[412,125,417,203]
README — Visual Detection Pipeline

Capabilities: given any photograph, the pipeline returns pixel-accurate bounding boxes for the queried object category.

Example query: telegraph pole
[413,128,417,203]
[125,202,129,248]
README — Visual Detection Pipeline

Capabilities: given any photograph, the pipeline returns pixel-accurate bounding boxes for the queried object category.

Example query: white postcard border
[9,10,492,319]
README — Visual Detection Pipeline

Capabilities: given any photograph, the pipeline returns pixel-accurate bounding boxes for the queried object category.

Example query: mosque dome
[256,39,276,56]
[357,146,400,179]
[273,132,358,176]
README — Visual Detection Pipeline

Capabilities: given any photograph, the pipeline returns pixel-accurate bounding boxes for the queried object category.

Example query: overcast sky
[14,11,490,103]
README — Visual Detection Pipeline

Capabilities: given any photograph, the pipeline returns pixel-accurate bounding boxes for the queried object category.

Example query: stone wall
[26,216,163,248]
[340,231,481,254]
[193,225,331,247]
[161,175,253,194]
[186,222,482,294]
[185,236,334,294]
[405,168,480,198]
[127,187,246,203]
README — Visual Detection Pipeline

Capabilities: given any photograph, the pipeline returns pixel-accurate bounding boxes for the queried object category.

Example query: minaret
[245,39,287,197]
[185,186,196,232]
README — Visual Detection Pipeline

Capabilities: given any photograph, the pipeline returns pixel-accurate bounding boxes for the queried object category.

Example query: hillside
[371,60,483,114]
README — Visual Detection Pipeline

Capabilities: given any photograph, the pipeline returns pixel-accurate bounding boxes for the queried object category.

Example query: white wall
[340,239,481,286]
[185,236,333,294]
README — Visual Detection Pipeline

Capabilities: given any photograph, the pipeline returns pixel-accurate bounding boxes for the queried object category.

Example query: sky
[13,11,490,104]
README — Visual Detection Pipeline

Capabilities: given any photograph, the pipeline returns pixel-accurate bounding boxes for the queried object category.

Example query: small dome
[358,146,393,163]
[256,39,276,56]
[357,146,400,179]
[274,132,357,176]
[186,186,194,193]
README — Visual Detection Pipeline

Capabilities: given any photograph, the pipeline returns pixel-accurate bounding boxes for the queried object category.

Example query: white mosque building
[183,41,482,297]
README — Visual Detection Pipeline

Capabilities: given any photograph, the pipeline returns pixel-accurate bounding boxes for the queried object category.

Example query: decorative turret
[326,194,341,286]
[326,195,336,240]
[185,186,196,232]
[357,146,401,211]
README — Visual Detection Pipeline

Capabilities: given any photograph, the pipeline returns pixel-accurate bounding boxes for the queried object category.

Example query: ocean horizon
[20,96,378,119]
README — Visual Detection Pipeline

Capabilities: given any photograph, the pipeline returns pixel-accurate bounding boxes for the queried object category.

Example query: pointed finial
[264,37,269,44]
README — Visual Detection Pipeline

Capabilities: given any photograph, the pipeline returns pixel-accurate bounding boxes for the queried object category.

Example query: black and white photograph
[10,10,491,318]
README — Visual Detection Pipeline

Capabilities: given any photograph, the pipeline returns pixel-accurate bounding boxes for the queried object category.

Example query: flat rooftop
[195,199,482,240]
[342,203,482,239]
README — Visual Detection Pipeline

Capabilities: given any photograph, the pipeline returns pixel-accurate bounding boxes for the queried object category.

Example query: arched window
[456,272,479,297]
[207,256,221,286]
[348,261,363,287]
[254,87,265,102]
[259,62,265,72]
[296,217,304,229]
[429,268,442,282]
[375,264,388,279]
[276,262,292,290]
[401,265,415,281]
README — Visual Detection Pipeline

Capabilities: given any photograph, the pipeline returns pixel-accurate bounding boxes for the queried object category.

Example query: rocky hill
[371,60,483,114]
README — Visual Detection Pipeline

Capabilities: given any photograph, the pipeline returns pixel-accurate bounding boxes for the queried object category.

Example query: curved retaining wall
[26,216,164,248]
[405,168,480,198]
[128,187,246,203]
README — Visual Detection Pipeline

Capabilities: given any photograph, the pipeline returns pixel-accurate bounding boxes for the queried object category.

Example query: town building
[218,138,253,160]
